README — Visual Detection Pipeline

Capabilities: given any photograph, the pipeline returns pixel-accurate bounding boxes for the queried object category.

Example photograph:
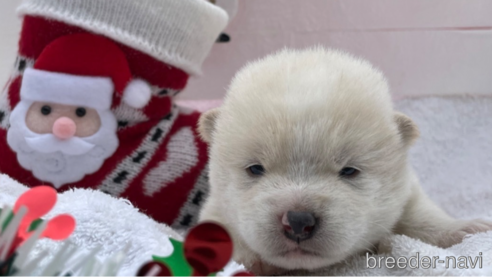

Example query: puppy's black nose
[282,211,316,243]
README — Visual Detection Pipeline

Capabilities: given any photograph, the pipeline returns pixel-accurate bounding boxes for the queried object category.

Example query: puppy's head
[199,48,418,271]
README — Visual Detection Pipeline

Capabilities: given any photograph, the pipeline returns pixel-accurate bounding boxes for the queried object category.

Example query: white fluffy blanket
[1,96,491,276]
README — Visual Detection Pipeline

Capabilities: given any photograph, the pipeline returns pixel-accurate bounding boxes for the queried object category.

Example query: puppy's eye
[339,167,360,178]
[41,105,51,115]
[247,164,265,176]
[75,107,86,117]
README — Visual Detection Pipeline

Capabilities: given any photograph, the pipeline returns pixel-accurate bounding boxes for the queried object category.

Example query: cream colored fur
[198,47,492,275]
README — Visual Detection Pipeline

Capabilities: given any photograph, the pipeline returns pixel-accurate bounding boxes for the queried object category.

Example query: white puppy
[198,47,492,275]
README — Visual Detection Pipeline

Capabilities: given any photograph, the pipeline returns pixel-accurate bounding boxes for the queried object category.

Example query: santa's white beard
[8,127,118,188]
[7,102,119,189]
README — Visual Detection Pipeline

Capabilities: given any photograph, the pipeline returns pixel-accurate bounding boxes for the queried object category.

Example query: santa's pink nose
[52,117,76,139]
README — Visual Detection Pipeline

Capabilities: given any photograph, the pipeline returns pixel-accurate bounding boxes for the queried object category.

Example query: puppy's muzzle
[282,211,316,243]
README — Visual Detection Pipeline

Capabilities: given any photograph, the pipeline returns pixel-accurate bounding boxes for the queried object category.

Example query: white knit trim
[14,56,35,74]
[21,68,113,110]
[171,164,210,229]
[112,105,149,127]
[0,56,35,129]
[0,83,11,129]
[143,126,199,196]
[17,0,229,76]
[98,105,179,196]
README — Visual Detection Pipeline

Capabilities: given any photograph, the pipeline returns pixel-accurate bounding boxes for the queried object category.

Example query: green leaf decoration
[0,208,43,233]
[28,219,43,232]
[152,238,193,276]
[0,208,14,232]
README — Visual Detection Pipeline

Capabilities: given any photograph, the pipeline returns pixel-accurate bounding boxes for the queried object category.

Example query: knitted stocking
[0,0,228,229]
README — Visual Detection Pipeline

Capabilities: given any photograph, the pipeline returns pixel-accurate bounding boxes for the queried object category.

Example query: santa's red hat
[20,33,152,110]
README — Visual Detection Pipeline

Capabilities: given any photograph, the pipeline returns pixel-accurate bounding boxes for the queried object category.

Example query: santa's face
[26,102,102,138]
[7,100,119,188]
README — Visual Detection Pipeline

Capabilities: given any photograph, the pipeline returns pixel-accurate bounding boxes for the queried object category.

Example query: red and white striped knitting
[0,1,228,229]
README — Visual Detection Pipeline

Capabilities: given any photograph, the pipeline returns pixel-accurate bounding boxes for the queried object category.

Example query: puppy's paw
[439,219,492,248]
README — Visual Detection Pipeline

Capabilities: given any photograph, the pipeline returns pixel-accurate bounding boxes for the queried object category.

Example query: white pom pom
[122,79,152,109]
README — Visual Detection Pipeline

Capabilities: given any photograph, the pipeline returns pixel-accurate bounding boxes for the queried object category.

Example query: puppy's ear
[394,112,420,146]
[198,108,220,143]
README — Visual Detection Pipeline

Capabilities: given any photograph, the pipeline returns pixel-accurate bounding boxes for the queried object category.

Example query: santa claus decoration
[0,0,234,229]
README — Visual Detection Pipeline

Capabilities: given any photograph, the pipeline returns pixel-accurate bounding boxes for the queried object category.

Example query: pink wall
[2,1,492,101]
[182,0,492,100]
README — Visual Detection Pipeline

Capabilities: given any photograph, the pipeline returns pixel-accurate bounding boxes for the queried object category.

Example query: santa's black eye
[75,107,86,117]
[247,164,265,176]
[339,167,360,178]
[41,105,51,115]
